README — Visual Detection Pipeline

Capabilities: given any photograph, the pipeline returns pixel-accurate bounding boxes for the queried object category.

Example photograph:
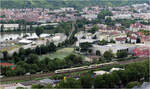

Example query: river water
[0,32,35,42]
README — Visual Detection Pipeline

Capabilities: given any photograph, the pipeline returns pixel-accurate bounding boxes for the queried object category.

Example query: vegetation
[88,25,99,34]
[35,27,43,37]
[31,60,149,88]
[116,51,128,58]
[79,42,92,54]
[103,50,114,61]
[1,0,148,9]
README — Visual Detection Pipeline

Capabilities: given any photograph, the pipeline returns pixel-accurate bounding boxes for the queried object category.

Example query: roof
[130,36,137,40]
[116,37,126,41]
[18,39,32,44]
[40,34,50,38]
[110,68,124,72]
[94,70,109,75]
[40,78,60,84]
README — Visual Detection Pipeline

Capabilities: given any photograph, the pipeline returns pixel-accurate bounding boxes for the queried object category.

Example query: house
[0,24,19,31]
[115,37,126,44]
[133,46,150,57]
[144,36,150,46]
[130,36,137,44]
[92,44,130,55]
[130,23,144,32]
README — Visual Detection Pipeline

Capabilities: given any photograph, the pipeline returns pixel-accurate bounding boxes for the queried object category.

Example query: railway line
[0,57,149,83]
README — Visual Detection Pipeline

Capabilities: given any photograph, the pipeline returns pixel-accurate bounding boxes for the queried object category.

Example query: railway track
[0,57,149,83]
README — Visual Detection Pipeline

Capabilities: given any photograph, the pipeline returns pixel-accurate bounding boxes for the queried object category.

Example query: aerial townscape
[0,0,150,89]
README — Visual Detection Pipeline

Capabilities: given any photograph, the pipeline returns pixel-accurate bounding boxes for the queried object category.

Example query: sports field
[40,47,74,60]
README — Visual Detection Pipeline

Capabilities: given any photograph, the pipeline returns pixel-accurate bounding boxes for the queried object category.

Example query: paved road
[0,57,149,83]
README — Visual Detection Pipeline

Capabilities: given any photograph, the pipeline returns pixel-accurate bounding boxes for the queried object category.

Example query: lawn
[40,47,74,60]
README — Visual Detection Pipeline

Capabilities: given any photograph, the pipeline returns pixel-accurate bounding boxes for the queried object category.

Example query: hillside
[1,0,149,9]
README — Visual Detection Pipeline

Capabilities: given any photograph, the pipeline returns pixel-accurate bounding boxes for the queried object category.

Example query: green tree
[94,75,107,88]
[32,84,44,89]
[98,10,113,20]
[79,42,92,54]
[26,54,39,64]
[89,25,99,34]
[116,51,128,58]
[103,50,114,61]
[2,51,9,60]
[35,27,43,37]
[98,39,108,45]
[80,75,93,88]
[1,24,4,32]
[126,81,140,88]
[16,87,26,89]
[58,78,81,88]
[105,17,115,26]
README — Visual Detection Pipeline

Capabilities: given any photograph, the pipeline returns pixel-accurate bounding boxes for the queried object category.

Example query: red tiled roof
[116,37,126,41]
[130,36,137,39]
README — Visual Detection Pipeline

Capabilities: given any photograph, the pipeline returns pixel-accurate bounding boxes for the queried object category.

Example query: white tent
[26,34,39,40]
[18,39,32,44]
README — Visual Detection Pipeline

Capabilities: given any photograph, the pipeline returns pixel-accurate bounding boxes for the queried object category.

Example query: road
[68,21,75,40]
[0,57,149,83]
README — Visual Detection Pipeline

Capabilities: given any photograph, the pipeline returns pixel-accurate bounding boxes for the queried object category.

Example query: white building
[92,44,136,55]
[0,24,19,31]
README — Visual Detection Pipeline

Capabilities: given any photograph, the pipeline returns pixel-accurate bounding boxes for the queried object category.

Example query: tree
[80,75,93,88]
[126,81,140,88]
[32,84,44,89]
[103,50,114,61]
[58,78,81,88]
[47,42,57,52]
[105,17,115,26]
[35,27,43,37]
[116,51,128,58]
[16,87,26,89]
[79,42,92,54]
[26,54,39,64]
[136,37,141,43]
[2,51,8,60]
[94,75,107,88]
[96,50,101,56]
[1,24,4,32]
[98,39,108,45]
[98,10,113,20]
[89,25,99,34]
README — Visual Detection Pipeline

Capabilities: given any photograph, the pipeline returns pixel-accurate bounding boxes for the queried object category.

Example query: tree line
[30,60,149,88]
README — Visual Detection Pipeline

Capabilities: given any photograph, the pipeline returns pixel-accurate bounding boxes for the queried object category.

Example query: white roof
[26,34,39,39]
[40,34,50,38]
[110,68,124,72]
[52,36,60,41]
[94,70,109,75]
[19,39,32,44]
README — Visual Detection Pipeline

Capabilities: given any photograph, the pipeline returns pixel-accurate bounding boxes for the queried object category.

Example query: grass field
[40,47,74,60]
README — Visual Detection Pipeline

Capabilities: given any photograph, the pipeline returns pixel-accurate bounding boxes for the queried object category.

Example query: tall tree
[35,27,43,37]
[103,50,114,61]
